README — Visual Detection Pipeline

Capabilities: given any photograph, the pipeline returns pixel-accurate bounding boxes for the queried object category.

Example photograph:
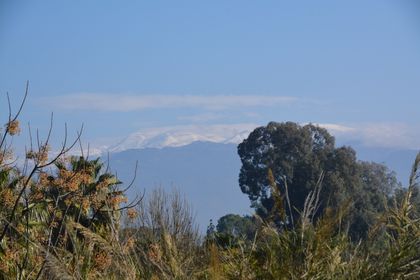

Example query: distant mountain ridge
[108,141,251,231]
[97,124,419,230]
[107,139,418,231]
[106,124,256,153]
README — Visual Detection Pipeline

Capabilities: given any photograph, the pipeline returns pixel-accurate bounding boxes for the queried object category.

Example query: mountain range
[106,124,256,152]
[108,142,251,231]
[104,127,419,231]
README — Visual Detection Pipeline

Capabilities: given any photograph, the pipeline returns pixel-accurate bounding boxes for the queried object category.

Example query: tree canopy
[238,122,400,238]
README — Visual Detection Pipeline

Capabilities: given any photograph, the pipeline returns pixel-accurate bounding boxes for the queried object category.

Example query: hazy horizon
[2,1,420,153]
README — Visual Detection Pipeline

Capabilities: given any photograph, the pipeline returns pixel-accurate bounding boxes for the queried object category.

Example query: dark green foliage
[351,161,401,237]
[211,214,259,248]
[216,214,257,240]
[238,122,337,217]
[238,122,400,239]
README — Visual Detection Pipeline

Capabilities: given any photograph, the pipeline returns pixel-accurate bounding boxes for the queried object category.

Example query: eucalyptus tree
[238,122,399,239]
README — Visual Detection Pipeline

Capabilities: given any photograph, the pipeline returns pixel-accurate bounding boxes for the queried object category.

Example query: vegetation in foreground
[0,88,419,279]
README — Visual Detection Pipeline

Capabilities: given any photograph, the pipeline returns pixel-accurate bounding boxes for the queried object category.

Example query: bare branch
[121,160,138,193]
[6,92,12,122]
[12,80,29,122]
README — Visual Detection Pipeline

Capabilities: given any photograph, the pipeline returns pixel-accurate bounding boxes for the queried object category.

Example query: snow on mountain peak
[106,124,257,152]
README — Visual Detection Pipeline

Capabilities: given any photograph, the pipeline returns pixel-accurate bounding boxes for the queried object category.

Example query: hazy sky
[1,0,420,150]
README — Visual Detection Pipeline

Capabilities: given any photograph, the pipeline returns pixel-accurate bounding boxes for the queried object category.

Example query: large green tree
[238,122,399,238]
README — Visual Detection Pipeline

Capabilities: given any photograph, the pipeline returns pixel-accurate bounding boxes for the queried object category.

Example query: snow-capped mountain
[98,123,417,230]
[100,121,420,155]
[106,124,257,153]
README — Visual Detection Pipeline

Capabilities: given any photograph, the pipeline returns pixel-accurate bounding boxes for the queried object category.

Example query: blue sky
[1,0,420,150]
